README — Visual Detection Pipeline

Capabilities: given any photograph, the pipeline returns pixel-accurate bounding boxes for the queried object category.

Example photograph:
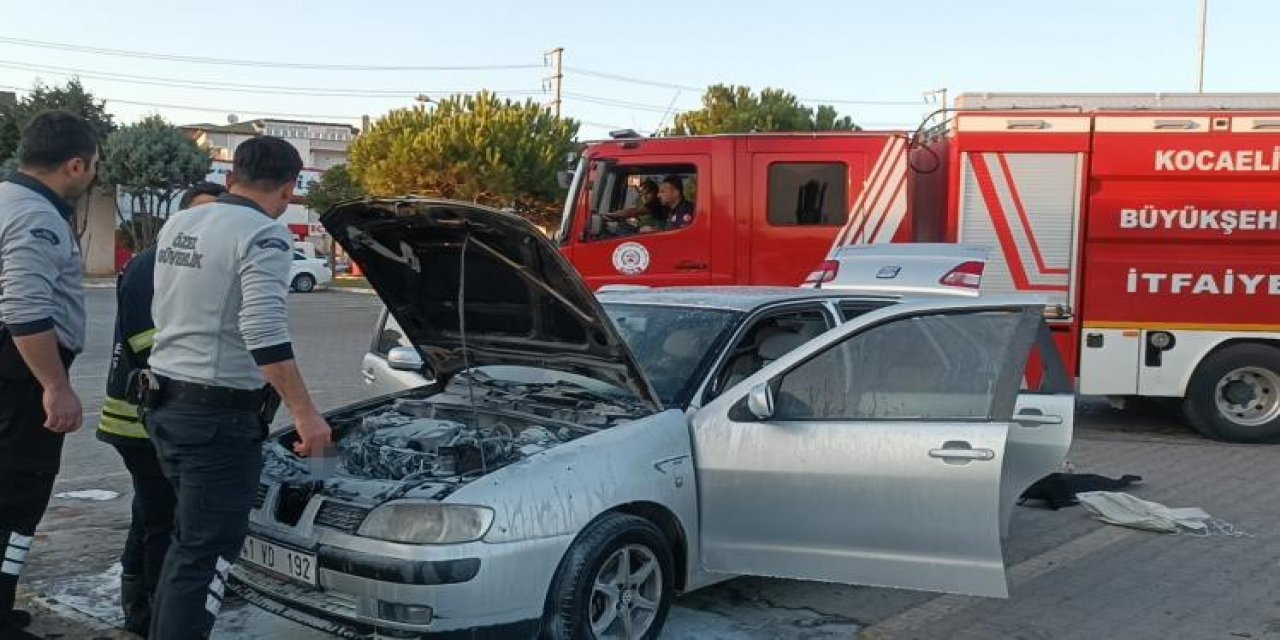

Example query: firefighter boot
[120,573,150,636]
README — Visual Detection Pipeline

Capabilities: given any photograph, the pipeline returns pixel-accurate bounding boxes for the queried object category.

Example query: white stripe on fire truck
[977,152,1069,289]
[869,156,910,244]
[855,136,909,244]
[832,139,893,249]
[984,153,1068,286]
[833,135,896,248]
[832,135,908,250]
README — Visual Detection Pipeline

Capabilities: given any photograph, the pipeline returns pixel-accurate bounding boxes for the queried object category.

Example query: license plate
[240,536,317,586]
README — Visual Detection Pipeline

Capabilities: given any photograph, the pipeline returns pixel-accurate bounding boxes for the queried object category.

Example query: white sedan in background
[289,251,333,293]
[805,243,990,295]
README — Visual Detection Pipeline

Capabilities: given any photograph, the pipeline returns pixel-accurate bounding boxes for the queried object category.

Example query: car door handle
[929,441,995,463]
[675,260,707,271]
[361,369,376,383]
[1015,412,1063,426]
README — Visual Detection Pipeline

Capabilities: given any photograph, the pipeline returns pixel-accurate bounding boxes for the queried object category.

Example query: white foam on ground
[35,562,125,626]
[54,489,121,501]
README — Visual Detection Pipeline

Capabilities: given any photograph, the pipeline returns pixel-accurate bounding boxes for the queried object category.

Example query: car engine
[338,399,576,481]
[260,373,652,501]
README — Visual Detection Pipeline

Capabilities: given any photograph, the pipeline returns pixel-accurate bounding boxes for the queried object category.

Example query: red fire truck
[555,93,1280,442]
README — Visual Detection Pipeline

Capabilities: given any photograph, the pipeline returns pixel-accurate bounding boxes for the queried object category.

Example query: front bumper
[230,524,574,637]
[231,564,541,639]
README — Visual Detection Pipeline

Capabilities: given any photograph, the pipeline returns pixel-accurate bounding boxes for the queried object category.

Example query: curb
[329,287,377,295]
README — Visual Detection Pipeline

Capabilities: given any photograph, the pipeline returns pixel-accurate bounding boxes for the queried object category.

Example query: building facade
[183,118,358,170]
[181,118,359,237]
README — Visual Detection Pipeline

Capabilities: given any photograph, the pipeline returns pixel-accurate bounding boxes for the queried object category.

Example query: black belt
[154,376,270,412]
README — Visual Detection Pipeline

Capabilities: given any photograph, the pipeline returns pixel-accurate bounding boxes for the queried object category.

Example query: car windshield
[602,303,742,408]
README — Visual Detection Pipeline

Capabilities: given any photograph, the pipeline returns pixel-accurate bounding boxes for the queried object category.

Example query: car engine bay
[260,372,651,504]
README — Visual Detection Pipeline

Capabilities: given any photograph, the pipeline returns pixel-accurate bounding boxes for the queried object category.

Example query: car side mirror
[557,170,574,189]
[746,383,775,421]
[387,346,424,371]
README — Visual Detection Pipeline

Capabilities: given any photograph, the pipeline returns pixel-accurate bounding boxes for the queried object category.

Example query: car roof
[596,286,904,312]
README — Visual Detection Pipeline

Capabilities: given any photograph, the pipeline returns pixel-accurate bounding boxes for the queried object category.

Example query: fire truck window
[586,164,698,242]
[767,163,848,226]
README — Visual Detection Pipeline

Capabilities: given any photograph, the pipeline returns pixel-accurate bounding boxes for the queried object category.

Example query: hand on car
[293,412,333,457]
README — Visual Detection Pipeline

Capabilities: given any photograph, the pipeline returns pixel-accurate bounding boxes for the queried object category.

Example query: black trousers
[145,401,262,640]
[110,441,176,594]
[0,380,64,621]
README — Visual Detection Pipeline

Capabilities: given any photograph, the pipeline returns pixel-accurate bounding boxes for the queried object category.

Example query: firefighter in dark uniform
[143,137,332,639]
[658,175,696,229]
[0,111,98,639]
[95,182,225,636]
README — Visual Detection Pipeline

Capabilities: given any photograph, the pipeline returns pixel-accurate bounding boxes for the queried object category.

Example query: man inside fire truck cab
[603,179,663,233]
[659,175,695,229]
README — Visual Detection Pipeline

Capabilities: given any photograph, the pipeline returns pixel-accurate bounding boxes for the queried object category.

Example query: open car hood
[322,198,661,411]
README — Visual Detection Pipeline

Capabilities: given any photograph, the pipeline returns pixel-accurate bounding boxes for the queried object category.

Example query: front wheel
[291,273,316,293]
[543,513,674,640]
[1183,343,1280,443]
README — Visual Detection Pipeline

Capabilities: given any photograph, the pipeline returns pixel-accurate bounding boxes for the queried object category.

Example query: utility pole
[924,87,947,109]
[545,47,564,118]
[1196,0,1209,92]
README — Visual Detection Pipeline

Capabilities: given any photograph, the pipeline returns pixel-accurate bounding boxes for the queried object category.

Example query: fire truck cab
[554,131,934,290]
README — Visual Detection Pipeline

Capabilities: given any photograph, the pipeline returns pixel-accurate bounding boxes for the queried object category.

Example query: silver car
[232,199,1074,640]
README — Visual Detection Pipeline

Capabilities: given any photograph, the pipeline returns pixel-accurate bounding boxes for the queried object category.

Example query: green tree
[349,91,579,227]
[100,115,212,250]
[0,79,116,166]
[0,80,117,241]
[666,85,859,135]
[305,164,365,215]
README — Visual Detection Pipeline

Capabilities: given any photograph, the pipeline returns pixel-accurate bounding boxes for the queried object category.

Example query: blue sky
[0,0,1273,138]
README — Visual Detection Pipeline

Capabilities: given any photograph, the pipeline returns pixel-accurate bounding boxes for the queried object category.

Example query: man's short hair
[179,181,227,209]
[661,175,684,194]
[233,136,303,190]
[17,110,98,171]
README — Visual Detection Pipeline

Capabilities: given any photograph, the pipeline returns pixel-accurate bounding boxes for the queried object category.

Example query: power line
[562,91,674,113]
[565,65,928,107]
[565,67,702,92]
[0,60,546,98]
[0,59,668,116]
[0,84,364,121]
[0,35,540,72]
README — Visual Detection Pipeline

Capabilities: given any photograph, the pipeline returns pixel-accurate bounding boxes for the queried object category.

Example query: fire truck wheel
[1183,343,1280,443]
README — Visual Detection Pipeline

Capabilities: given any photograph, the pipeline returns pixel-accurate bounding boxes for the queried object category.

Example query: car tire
[1183,343,1280,443]
[542,513,674,640]
[292,273,316,293]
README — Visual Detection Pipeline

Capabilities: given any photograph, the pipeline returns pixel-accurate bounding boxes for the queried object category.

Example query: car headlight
[357,502,494,544]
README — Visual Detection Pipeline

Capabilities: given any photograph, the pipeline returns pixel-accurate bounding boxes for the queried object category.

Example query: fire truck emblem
[612,242,650,276]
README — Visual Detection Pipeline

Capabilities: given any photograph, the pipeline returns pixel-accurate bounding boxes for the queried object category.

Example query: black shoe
[2,611,30,630]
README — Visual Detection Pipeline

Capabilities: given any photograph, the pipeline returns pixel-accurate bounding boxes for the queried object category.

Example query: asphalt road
[19,289,1280,640]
